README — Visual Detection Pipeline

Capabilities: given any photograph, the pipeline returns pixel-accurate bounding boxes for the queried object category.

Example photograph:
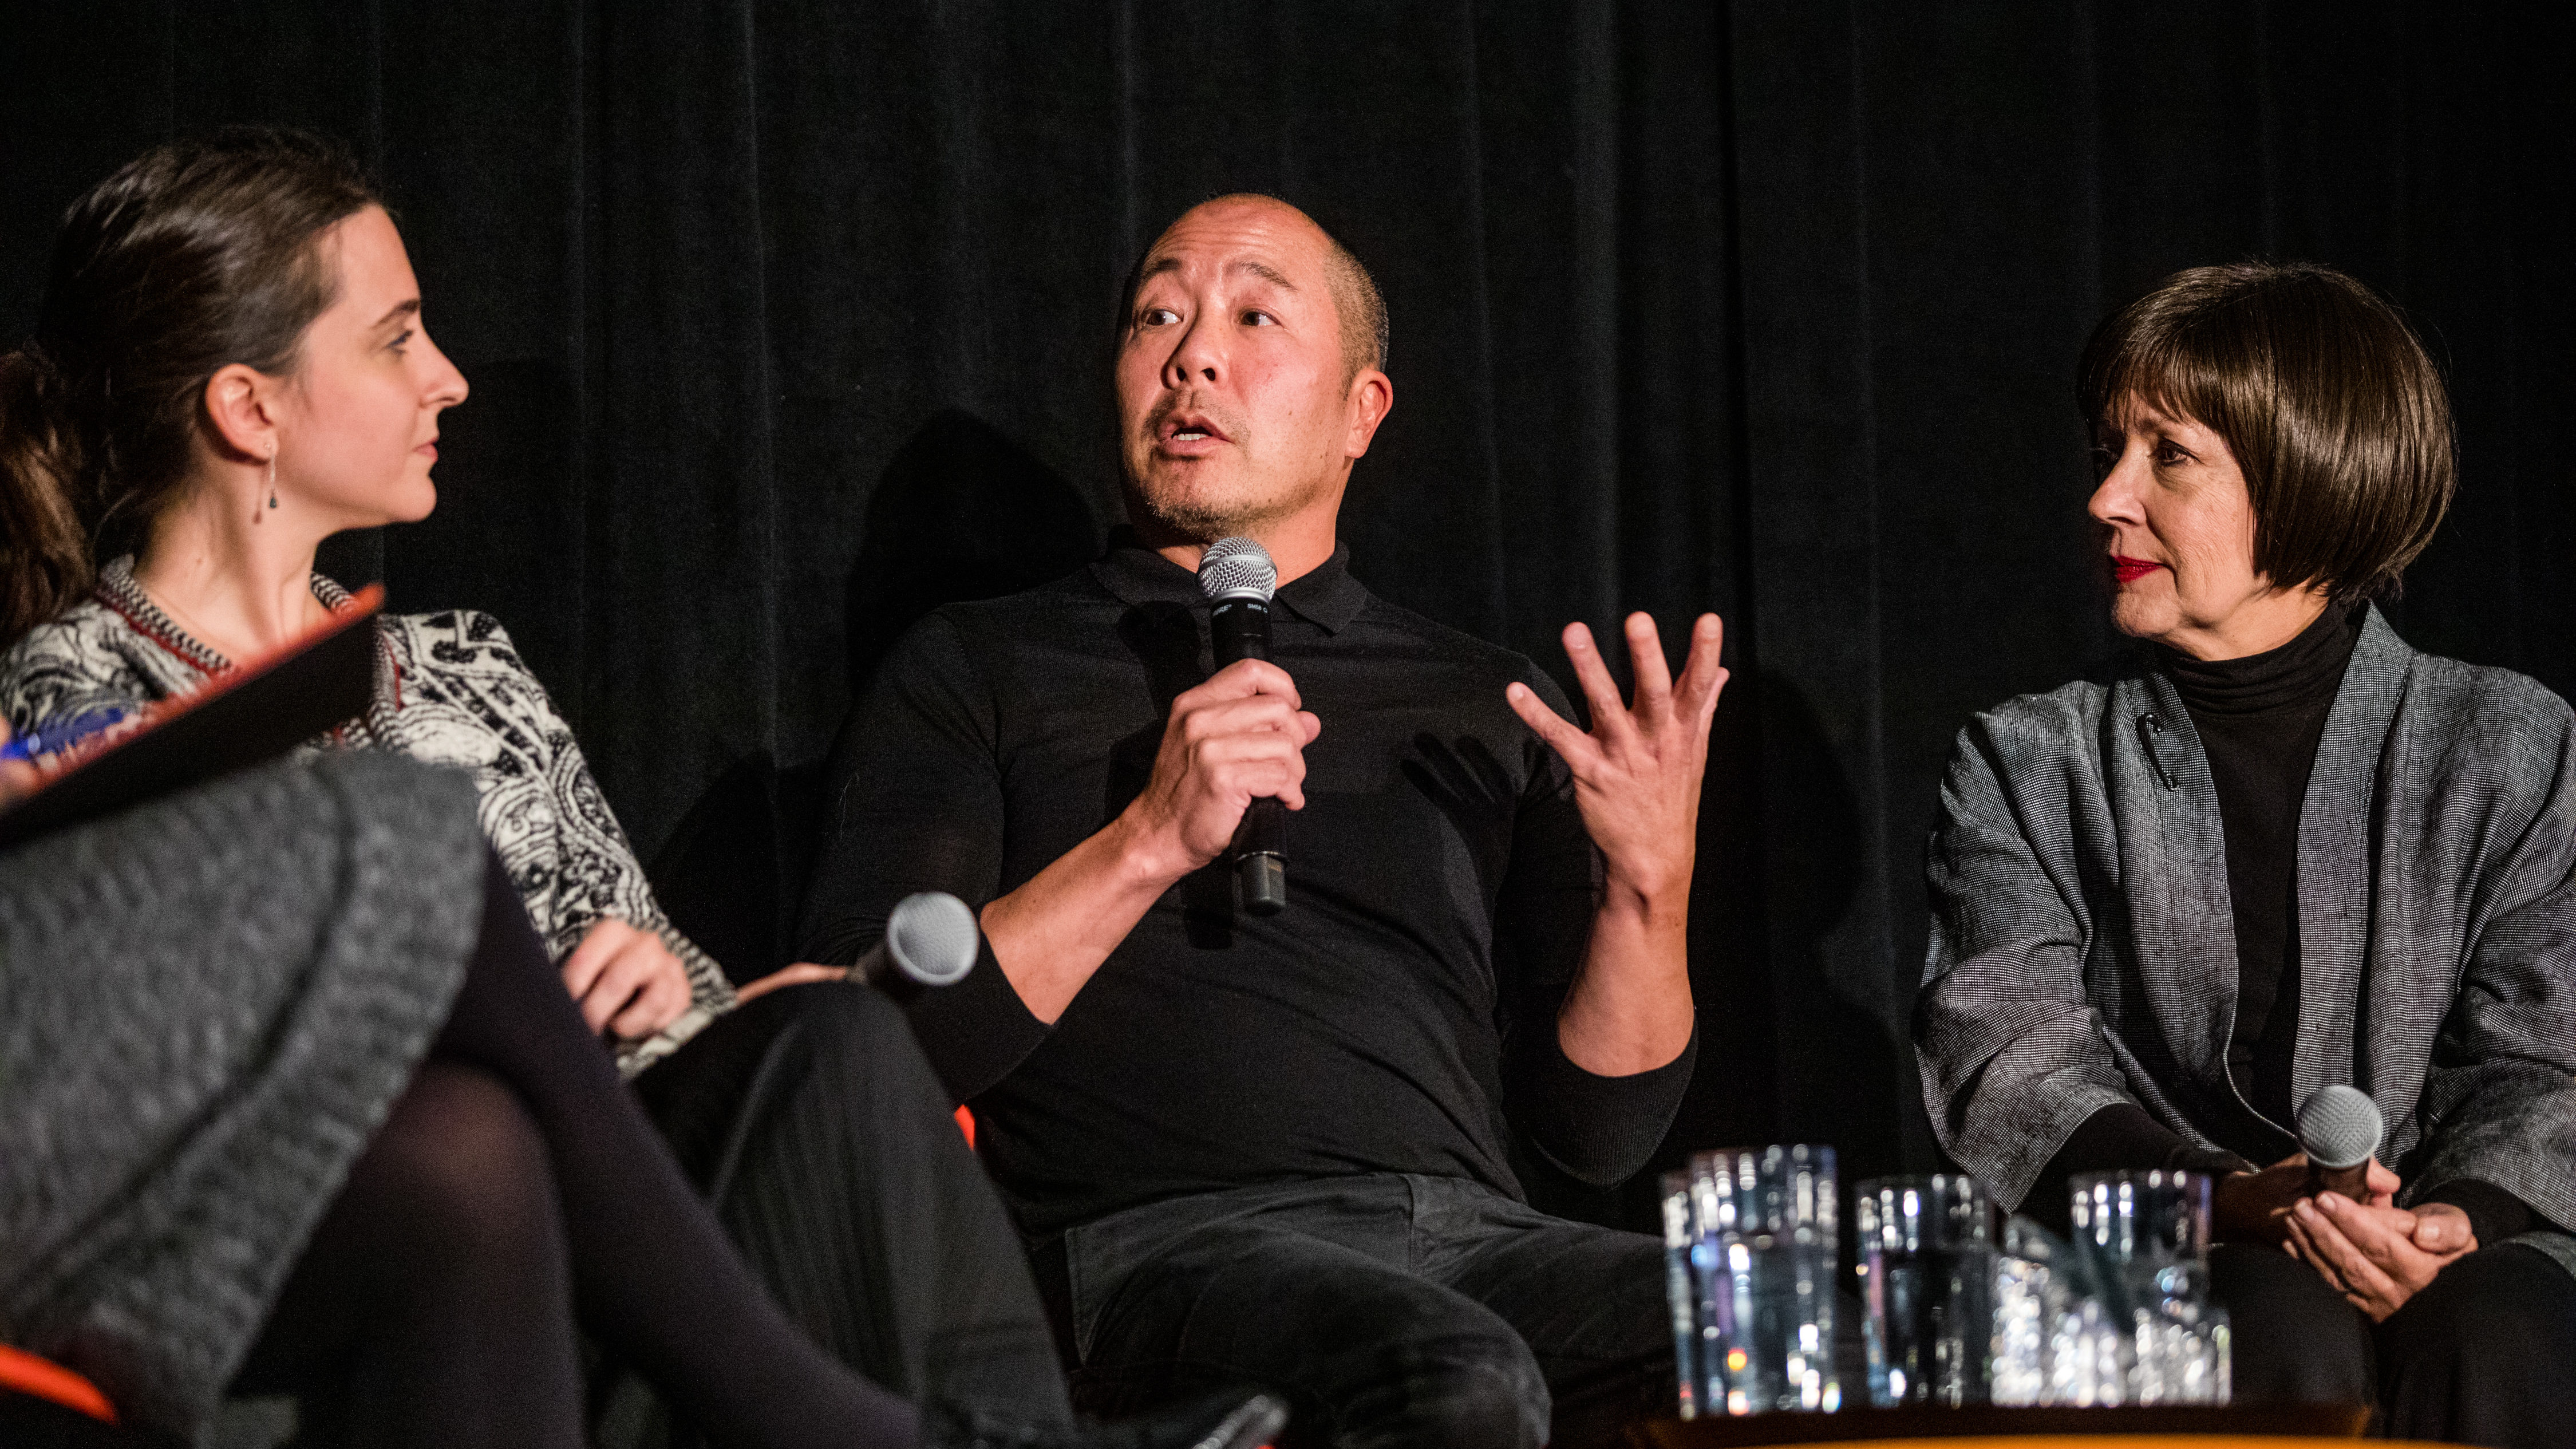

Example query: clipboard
[0,586,384,852]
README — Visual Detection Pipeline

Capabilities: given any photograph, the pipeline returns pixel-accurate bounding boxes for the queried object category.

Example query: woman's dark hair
[2079,260,2456,603]
[0,127,380,646]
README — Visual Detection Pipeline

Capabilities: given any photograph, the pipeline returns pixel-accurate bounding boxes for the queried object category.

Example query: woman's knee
[361,1060,563,1280]
[2384,1243,2576,1371]
[2208,1242,2373,1403]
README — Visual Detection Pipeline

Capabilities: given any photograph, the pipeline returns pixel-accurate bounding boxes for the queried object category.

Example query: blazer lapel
[2108,666,2243,1114]
[2294,606,2412,1111]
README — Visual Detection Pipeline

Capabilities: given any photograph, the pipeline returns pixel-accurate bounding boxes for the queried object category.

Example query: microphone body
[855,891,981,1004]
[1198,537,1288,916]
[2297,1084,2386,1202]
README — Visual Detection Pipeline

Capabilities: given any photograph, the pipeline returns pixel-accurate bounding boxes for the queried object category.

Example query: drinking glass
[2067,1170,2211,1317]
[1856,1175,1996,1407]
[2068,1171,2228,1404]
[1661,1170,1704,1418]
[1690,1145,1841,1415]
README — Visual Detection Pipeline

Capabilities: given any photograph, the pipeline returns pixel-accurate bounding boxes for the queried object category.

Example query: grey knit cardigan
[1917,605,2576,1272]
[0,752,485,1439]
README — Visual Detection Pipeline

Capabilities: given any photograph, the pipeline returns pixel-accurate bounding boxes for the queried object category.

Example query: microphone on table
[2297,1084,2385,1202]
[1195,535,1288,917]
[855,891,981,1003]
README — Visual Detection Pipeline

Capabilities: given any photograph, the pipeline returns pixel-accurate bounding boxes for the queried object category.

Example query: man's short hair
[2079,261,2455,603]
[1116,194,1389,383]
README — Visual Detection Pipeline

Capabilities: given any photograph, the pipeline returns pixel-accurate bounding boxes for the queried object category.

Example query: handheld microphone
[2296,1084,2385,1202]
[855,891,981,1002]
[1196,536,1287,916]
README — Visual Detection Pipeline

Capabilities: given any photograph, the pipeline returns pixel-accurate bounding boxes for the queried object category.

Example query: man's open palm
[1507,612,1727,900]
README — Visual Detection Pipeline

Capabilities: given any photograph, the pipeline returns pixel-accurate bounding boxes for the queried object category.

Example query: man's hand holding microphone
[978,538,1317,1024]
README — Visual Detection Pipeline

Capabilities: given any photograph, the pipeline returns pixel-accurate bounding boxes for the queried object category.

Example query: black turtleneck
[2162,599,2365,1132]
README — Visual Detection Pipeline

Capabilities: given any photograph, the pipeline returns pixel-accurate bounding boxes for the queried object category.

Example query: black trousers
[611,983,1070,1440]
[1048,1173,1671,1449]
[2213,1241,2576,1448]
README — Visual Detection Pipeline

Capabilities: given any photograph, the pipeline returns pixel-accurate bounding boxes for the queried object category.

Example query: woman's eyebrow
[373,298,422,328]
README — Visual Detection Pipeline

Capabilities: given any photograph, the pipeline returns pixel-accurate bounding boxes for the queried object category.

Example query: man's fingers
[1507,680,1595,764]
[1560,623,1630,735]
[2364,1158,2401,1198]
[1189,658,1305,709]
[1674,614,1728,716]
[1623,613,1674,711]
[1184,694,1311,740]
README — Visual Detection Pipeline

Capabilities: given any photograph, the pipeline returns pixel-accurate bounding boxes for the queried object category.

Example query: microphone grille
[1196,536,1277,603]
[886,891,979,987]
[2296,1084,2384,1171]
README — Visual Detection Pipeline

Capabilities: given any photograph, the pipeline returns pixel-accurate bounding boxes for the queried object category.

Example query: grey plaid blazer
[1917,605,2576,1248]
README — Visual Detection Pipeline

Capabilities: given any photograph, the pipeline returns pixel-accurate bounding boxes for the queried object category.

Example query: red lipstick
[2110,555,2162,583]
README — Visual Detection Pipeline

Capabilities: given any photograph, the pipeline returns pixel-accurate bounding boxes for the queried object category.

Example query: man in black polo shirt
[801,194,1725,1448]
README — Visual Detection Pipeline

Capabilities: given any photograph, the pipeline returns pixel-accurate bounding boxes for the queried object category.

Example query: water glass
[1856,1175,1995,1407]
[2068,1171,2228,1404]
[1661,1171,1704,1418]
[2067,1171,2212,1318]
[1690,1145,1842,1415]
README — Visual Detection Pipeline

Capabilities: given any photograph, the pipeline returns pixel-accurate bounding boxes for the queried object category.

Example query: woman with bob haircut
[1915,261,2576,1445]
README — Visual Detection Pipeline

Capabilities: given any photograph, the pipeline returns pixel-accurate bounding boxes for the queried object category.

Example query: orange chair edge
[0,1342,117,1423]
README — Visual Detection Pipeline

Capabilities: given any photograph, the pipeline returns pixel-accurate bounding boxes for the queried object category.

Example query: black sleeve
[2021,1103,2254,1233]
[1496,666,1696,1187]
[2419,1178,2541,1250]
[796,613,1048,1102]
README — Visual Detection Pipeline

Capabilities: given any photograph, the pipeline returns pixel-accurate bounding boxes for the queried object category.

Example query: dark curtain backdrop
[6,2,2571,1222]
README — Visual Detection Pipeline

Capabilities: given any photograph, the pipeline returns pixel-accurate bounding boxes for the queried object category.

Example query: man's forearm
[978,809,1190,1024]
[1555,878,1694,1076]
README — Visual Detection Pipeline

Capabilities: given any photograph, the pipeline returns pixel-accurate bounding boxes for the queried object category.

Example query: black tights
[232,854,920,1449]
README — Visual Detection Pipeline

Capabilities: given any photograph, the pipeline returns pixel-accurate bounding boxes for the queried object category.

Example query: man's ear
[1342,369,1393,460]
[200,363,282,463]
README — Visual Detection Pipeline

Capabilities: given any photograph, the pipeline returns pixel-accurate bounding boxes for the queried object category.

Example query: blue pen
[0,705,132,763]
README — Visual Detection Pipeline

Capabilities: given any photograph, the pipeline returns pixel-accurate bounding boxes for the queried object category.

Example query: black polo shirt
[799,537,1697,1238]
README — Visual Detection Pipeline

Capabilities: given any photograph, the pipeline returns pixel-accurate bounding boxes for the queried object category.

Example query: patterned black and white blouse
[0,556,735,1074]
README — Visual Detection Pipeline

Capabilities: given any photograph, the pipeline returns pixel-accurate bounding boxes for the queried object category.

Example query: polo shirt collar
[1090,529,1370,635]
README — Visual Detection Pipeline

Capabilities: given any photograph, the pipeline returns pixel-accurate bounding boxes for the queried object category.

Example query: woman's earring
[265,451,278,513]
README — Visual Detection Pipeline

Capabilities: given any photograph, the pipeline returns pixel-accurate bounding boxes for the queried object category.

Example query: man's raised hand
[1507,613,1727,901]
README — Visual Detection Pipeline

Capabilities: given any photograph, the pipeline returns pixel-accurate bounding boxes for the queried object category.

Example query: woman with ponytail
[0,131,1278,1449]
[0,347,90,643]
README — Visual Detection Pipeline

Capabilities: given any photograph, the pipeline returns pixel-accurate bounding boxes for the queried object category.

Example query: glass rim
[2066,1168,2215,1193]
[1690,1142,1838,1164]
[1852,1172,1993,1197]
